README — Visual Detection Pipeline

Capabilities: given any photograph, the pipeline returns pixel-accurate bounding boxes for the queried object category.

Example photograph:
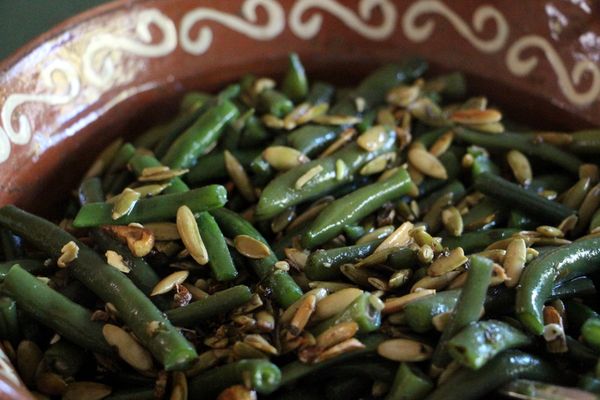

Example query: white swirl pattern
[289,0,396,40]
[402,0,509,53]
[506,35,600,106]
[82,8,177,87]
[0,1,598,165]
[180,0,284,55]
[0,60,80,162]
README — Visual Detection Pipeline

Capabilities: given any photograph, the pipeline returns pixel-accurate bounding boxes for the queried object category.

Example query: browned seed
[132,183,170,198]
[281,289,328,324]
[251,78,275,95]
[105,250,130,273]
[170,371,188,400]
[262,114,285,129]
[490,263,509,286]
[575,183,600,234]
[450,108,502,125]
[558,214,579,235]
[377,339,433,362]
[313,288,363,321]
[295,165,324,189]
[536,225,564,238]
[284,247,308,270]
[102,324,153,371]
[474,249,506,263]
[462,153,474,168]
[411,271,460,292]
[182,283,208,300]
[274,261,290,272]
[389,269,412,289]
[461,96,488,110]
[428,247,468,276]
[297,103,330,125]
[441,206,463,237]
[360,152,396,176]
[396,126,413,150]
[151,270,189,296]
[17,340,43,388]
[287,294,317,338]
[36,371,68,396]
[103,225,155,257]
[409,98,447,126]
[357,126,388,152]
[316,321,359,349]
[423,192,454,233]
[255,311,275,333]
[429,131,454,157]
[234,235,271,259]
[263,146,309,171]
[533,131,573,146]
[469,122,504,134]
[217,385,257,400]
[57,241,79,268]
[378,166,401,182]
[417,244,434,264]
[408,146,447,179]
[312,115,362,126]
[432,311,452,332]
[383,289,436,314]
[580,163,600,183]
[367,277,389,291]
[318,128,356,158]
[232,315,257,331]
[353,246,398,269]
[387,83,421,107]
[283,102,312,130]
[244,334,278,356]
[63,382,112,400]
[437,361,462,385]
[543,306,567,353]
[176,206,209,265]
[507,150,532,186]
[314,338,365,363]
[84,138,123,178]
[139,166,188,182]
[563,177,592,209]
[111,188,140,220]
[407,164,425,185]
[224,150,256,202]
[375,221,414,253]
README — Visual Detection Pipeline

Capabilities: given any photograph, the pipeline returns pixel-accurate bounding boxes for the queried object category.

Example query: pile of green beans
[1,53,600,400]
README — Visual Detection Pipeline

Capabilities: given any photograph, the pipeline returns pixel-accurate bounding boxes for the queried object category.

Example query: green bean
[306,81,335,105]
[312,292,381,335]
[550,275,596,299]
[0,227,23,260]
[467,145,499,178]
[565,300,599,333]
[356,109,376,133]
[419,180,466,213]
[0,297,19,345]
[166,285,251,327]
[387,247,420,269]
[507,210,538,230]
[404,289,461,333]
[447,320,531,369]
[528,174,573,194]
[323,359,396,383]
[282,53,308,102]
[256,131,396,220]
[210,208,303,308]
[474,172,574,224]
[79,177,104,205]
[0,206,198,370]
[287,125,340,156]
[418,151,461,196]
[414,127,448,147]
[590,208,600,232]
[426,350,563,400]
[516,236,600,335]
[106,143,136,175]
[455,127,582,174]
[44,340,85,377]
[128,152,189,194]
[582,317,600,352]
[566,336,598,368]
[1,264,111,354]
[304,240,382,281]
[186,149,261,185]
[343,224,366,243]
[104,388,155,400]
[432,255,493,369]
[188,359,281,398]
[0,259,45,282]
[386,363,433,400]
[579,375,600,394]
[570,129,600,154]
[441,228,519,253]
[426,72,467,99]
[280,334,385,386]
[73,185,226,227]
[325,377,371,400]
[240,114,271,147]
[195,212,238,281]
[303,168,412,248]
[257,89,294,118]
[161,100,239,169]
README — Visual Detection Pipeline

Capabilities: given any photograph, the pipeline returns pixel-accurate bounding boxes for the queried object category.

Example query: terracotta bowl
[1,0,600,397]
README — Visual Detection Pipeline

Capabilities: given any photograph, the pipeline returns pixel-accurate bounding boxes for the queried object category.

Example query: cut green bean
[196,212,238,281]
[282,53,308,102]
[386,363,433,400]
[305,240,382,281]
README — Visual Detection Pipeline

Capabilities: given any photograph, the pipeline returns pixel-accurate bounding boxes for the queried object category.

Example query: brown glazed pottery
[1,0,600,398]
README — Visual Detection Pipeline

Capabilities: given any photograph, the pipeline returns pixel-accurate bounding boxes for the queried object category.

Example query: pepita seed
[133,183,170,198]
[407,164,425,185]
[474,249,506,263]
[543,306,567,353]
[281,288,328,324]
[378,166,400,182]
[288,294,317,337]
[558,214,578,235]
[314,338,364,363]
[274,260,290,272]
[335,159,348,181]
[313,288,363,321]
[316,321,359,349]
[234,235,271,259]
[408,98,448,126]
[428,247,468,276]
[357,126,388,152]
[375,221,414,253]
[297,103,330,125]
[417,244,434,264]
[536,225,564,238]
[383,289,436,314]
[145,222,180,240]
[450,108,502,125]
[562,177,592,209]
[361,152,397,176]
[36,371,68,396]
[503,238,526,288]
[251,78,275,95]
[57,241,79,268]
[469,122,504,134]
[377,339,433,362]
[408,146,447,179]
[244,334,278,356]
[271,208,295,234]
[411,271,460,292]
[17,340,42,388]
[283,102,312,130]
[441,206,463,237]
[388,269,412,289]
[182,283,209,300]
[105,250,130,273]
[580,163,600,183]
[102,324,153,371]
[432,311,452,332]
[103,225,155,257]
[262,114,285,129]
[151,270,189,296]
[170,371,188,400]
[111,188,140,220]
[217,385,256,400]
[263,146,309,171]
[139,166,188,182]
[255,311,275,332]
[224,150,256,202]
[574,183,600,235]
[176,205,209,265]
[284,247,308,270]
[387,84,421,107]
[295,165,324,189]
[63,382,112,400]
[507,150,532,186]
[534,131,573,146]
[429,131,454,157]
[312,115,362,126]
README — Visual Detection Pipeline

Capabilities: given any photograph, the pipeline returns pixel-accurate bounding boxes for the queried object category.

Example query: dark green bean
[312,292,381,335]
[73,185,227,227]
[257,89,294,117]
[500,379,591,400]
[419,180,466,213]
[0,297,19,345]
[0,259,45,282]
[441,228,519,253]
[516,236,600,335]
[404,289,461,333]
[582,317,600,352]
[386,363,433,400]
[186,149,261,185]
[287,125,340,157]
[306,81,335,105]
[570,129,600,154]
[104,388,155,400]
[196,212,238,281]
[565,300,599,334]
[305,240,382,281]
[44,340,85,377]
[79,177,104,205]
[0,227,23,260]
[282,52,308,102]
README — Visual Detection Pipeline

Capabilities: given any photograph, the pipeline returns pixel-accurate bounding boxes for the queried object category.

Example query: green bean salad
[1,54,600,400]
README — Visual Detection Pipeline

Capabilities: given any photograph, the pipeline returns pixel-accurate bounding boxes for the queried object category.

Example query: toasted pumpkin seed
[36,371,68,396]
[314,338,364,363]
[133,183,170,198]
[312,115,362,126]
[375,221,414,253]
[574,183,600,235]
[536,225,564,238]
[408,146,447,180]
[357,126,388,152]
[281,288,328,324]
[224,150,256,202]
[283,102,312,130]
[261,114,285,129]
[139,166,188,182]
[316,321,359,349]
[104,225,155,257]
[507,150,532,186]
[543,306,567,353]
[244,334,278,356]
[271,208,295,234]
[432,311,452,332]
[335,159,348,181]
[284,247,308,270]
[17,340,42,388]
[407,164,425,185]
[412,271,460,292]
[297,103,330,125]
[534,131,573,146]
[387,84,421,107]
[580,163,600,183]
[234,235,271,259]
[429,131,454,157]
[63,382,112,400]
[360,152,396,176]
[170,371,188,400]
[558,214,578,235]
[503,238,526,288]
[217,385,256,400]
[176,206,209,265]
[377,339,433,362]
[383,289,436,314]
[57,241,79,268]
[417,244,434,264]
[409,98,447,126]
[441,206,463,237]
[388,269,412,289]
[111,188,140,220]
[102,324,153,371]
[288,294,317,337]
[450,108,502,125]
[105,250,130,273]
[251,78,275,95]
[562,177,591,209]
[469,122,504,134]
[263,146,309,171]
[151,270,189,296]
[318,128,356,158]
[428,247,468,276]
[295,165,324,189]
